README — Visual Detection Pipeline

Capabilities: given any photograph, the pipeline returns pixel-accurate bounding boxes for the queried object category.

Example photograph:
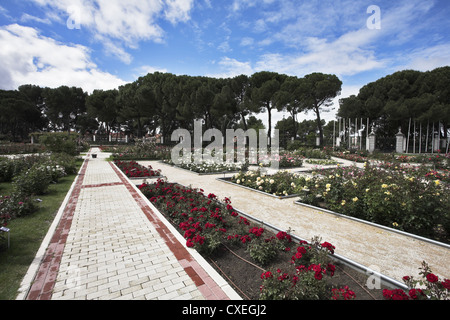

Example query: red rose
[408,289,425,300]
[426,273,439,283]
[441,279,450,290]
[186,239,194,247]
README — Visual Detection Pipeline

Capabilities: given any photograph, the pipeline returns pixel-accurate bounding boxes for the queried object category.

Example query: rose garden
[105,140,449,300]
[1,68,449,301]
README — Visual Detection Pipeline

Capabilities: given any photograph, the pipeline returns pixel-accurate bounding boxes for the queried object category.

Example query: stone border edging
[217,177,299,199]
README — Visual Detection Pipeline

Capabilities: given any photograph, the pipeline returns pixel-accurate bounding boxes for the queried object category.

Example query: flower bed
[227,169,307,198]
[332,151,368,163]
[135,178,450,300]
[0,143,46,155]
[137,178,384,300]
[114,160,161,178]
[258,152,304,168]
[0,194,37,231]
[162,159,249,174]
[297,163,450,243]
[305,159,338,166]
[103,142,172,161]
[292,147,331,160]
[1,153,78,243]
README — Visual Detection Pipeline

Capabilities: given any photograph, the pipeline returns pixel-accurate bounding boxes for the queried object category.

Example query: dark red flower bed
[114,160,161,178]
[137,179,401,300]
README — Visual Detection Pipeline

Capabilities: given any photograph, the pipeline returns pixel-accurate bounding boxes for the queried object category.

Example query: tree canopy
[339,67,450,143]
[5,67,449,148]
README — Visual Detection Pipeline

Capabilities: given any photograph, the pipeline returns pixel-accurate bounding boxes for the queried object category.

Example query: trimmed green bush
[38,132,78,156]
[12,164,53,196]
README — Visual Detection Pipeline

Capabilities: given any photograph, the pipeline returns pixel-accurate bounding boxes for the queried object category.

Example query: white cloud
[164,0,194,24]
[218,37,232,53]
[20,13,52,25]
[0,24,126,93]
[240,37,254,47]
[29,0,194,62]
[396,43,450,72]
[207,57,254,78]
[133,65,169,79]
[253,29,387,79]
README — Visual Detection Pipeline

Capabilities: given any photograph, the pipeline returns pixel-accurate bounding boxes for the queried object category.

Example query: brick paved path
[16,148,240,300]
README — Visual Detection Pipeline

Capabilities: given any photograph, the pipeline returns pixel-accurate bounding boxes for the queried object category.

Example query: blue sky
[1,0,450,124]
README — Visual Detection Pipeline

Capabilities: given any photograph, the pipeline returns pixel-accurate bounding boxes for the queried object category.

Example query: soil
[206,243,392,300]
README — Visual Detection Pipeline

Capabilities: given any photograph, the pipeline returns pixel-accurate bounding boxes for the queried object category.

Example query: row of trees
[0,85,87,141]
[100,71,342,146]
[338,66,450,150]
[0,71,343,146]
[1,66,448,149]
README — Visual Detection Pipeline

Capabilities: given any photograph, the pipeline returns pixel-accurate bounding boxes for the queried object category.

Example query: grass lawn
[0,158,83,300]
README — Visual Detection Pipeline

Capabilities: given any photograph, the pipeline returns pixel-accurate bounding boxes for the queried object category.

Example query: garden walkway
[16,148,449,300]
[16,148,241,300]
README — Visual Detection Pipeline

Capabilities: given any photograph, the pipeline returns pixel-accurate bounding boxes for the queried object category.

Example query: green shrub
[49,152,77,175]
[0,193,37,220]
[0,156,45,182]
[259,237,339,300]
[12,164,53,195]
[286,140,303,151]
[0,157,14,182]
[38,132,78,156]
[247,236,279,266]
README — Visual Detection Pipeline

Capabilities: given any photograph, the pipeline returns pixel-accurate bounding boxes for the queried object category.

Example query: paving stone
[18,148,238,300]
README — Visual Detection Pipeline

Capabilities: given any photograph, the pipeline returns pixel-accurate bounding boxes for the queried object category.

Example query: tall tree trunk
[314,105,323,146]
[291,110,297,140]
[240,113,248,131]
[267,103,272,146]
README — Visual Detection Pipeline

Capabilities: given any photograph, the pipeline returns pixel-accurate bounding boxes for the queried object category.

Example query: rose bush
[163,159,248,174]
[258,152,304,168]
[114,160,161,178]
[139,179,266,255]
[0,194,37,220]
[383,261,449,300]
[139,179,358,300]
[297,163,450,242]
[106,141,172,161]
[1,153,78,238]
[12,163,54,196]
[230,169,307,197]
[259,237,353,300]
